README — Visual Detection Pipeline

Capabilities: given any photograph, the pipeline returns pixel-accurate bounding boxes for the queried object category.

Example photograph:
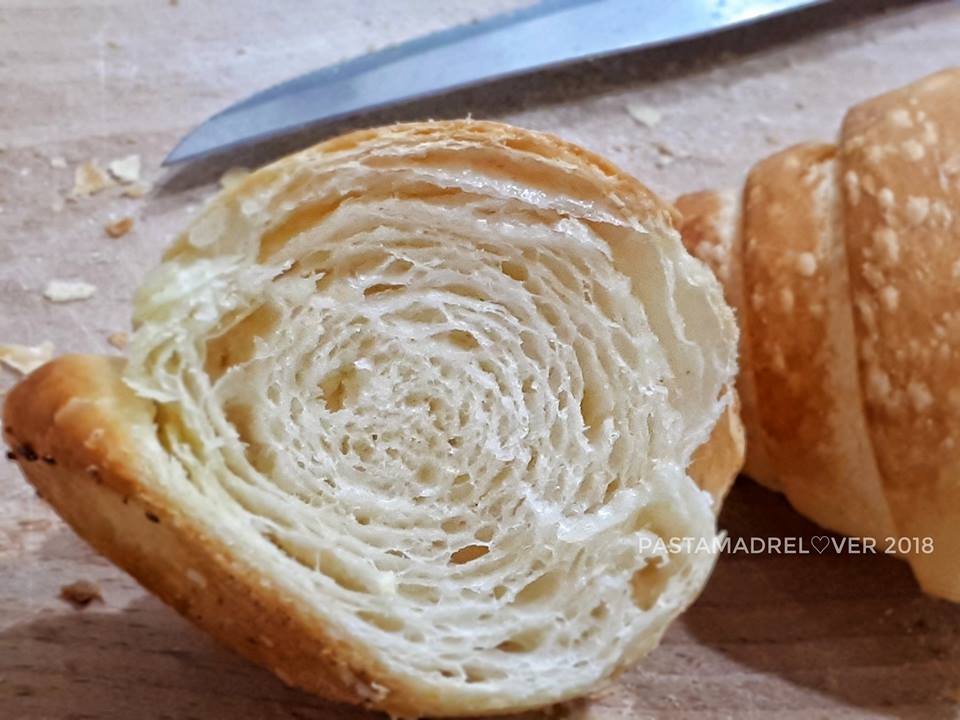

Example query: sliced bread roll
[4,121,740,717]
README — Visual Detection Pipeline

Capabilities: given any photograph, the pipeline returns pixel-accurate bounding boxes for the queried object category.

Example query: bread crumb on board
[43,279,97,303]
[0,341,54,374]
[71,161,115,197]
[48,156,67,169]
[105,216,134,238]
[122,182,151,198]
[653,142,687,168]
[626,103,662,128]
[220,166,251,190]
[108,154,141,184]
[59,580,103,609]
[107,331,128,350]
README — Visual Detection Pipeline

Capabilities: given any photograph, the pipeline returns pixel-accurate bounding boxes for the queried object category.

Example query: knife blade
[164,0,827,165]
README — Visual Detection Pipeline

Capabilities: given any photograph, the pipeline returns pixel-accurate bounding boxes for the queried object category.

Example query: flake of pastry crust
[108,154,141,184]
[626,103,662,128]
[60,580,103,608]
[122,182,151,198]
[107,331,129,350]
[43,279,97,302]
[105,216,134,238]
[71,161,115,197]
[652,142,688,169]
[220,166,251,190]
[0,341,54,374]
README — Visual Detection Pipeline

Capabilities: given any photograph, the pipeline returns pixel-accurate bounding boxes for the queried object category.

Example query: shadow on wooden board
[683,480,960,719]
[3,480,959,719]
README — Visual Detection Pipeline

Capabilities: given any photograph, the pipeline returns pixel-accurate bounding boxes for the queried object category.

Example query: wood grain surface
[2,1,959,718]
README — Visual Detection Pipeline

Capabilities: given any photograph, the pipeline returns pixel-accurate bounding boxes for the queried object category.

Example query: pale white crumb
[107,331,129,350]
[626,103,662,128]
[72,161,115,197]
[0,341,54,374]
[43,279,97,302]
[122,182,151,198]
[108,154,141,184]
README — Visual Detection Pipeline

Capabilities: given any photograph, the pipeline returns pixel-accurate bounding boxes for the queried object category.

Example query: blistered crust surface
[678,69,960,602]
[111,121,739,711]
[841,69,960,597]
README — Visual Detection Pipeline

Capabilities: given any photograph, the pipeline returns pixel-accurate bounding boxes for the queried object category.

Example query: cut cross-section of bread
[4,120,741,717]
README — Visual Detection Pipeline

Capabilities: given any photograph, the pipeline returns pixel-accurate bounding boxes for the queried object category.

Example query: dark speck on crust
[42,455,56,465]
[19,444,38,462]
[145,511,160,523]
[5,451,16,461]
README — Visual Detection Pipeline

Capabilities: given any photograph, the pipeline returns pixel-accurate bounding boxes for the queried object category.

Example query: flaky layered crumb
[121,121,737,713]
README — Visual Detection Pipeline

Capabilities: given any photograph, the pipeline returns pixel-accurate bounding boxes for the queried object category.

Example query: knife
[164,0,827,165]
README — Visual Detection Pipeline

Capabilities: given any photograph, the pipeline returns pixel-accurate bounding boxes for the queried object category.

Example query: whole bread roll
[677,68,960,602]
[4,121,740,716]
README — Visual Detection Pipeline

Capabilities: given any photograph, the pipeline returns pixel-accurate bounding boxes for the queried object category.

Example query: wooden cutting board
[2,1,959,718]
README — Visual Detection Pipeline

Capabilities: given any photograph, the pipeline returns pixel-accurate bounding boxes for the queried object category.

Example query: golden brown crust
[678,68,960,601]
[840,68,960,598]
[2,355,409,714]
[688,398,744,506]
[740,142,896,541]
